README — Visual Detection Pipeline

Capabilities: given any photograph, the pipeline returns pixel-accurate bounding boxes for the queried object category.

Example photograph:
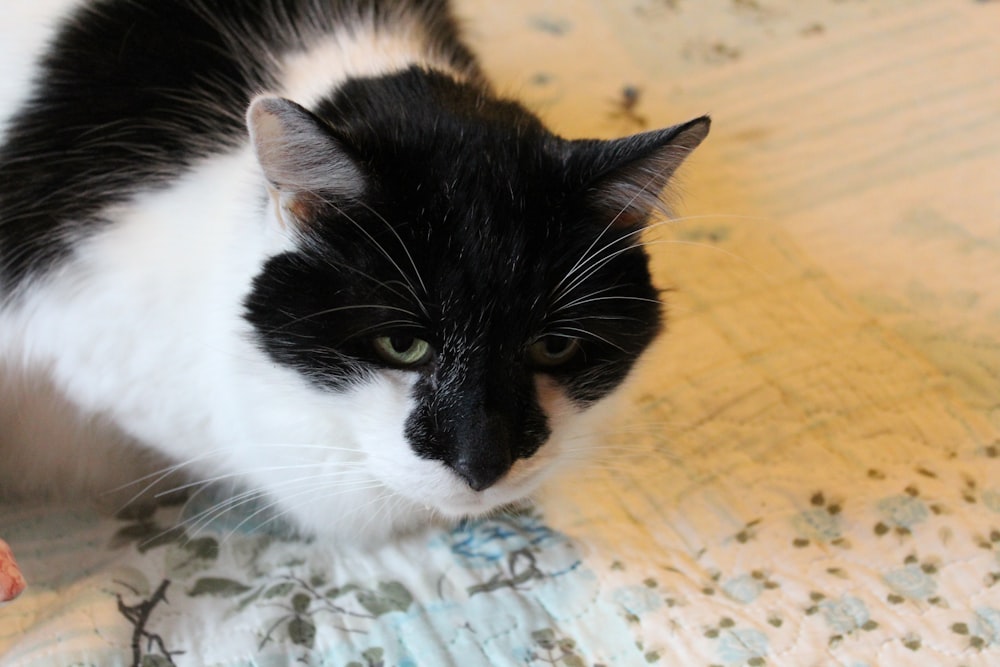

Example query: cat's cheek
[243,369,434,540]
[532,374,626,480]
[508,376,588,486]
[534,375,579,430]
[352,371,465,497]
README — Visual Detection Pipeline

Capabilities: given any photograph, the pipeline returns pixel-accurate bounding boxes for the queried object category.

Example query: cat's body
[0,0,707,541]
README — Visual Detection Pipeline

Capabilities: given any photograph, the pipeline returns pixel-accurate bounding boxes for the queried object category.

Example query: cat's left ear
[572,116,710,229]
[247,96,366,228]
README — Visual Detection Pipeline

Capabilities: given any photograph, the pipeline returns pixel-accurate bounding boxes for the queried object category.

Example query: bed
[3,0,999,664]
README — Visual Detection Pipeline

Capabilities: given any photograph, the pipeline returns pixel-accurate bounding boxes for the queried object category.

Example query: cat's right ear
[247,96,366,228]
[570,116,710,230]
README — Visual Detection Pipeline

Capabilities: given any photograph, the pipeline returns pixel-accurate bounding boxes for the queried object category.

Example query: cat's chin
[431,491,525,520]
[399,465,553,526]
[390,451,547,513]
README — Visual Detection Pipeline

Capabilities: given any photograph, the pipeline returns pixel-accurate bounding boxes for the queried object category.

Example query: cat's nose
[449,412,514,491]
[451,454,511,492]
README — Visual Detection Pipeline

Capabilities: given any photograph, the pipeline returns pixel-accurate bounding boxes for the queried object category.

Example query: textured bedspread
[3,0,1000,665]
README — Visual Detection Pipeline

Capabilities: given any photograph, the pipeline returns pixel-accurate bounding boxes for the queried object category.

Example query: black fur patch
[244,70,664,489]
[0,0,479,290]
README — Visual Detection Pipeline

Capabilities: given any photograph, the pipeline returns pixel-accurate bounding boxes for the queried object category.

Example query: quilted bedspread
[2,0,999,665]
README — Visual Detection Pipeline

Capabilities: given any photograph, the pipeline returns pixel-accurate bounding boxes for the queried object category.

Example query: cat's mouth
[434,491,515,519]
[429,458,551,518]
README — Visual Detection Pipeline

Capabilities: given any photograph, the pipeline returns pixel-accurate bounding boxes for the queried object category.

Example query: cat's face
[237,71,707,537]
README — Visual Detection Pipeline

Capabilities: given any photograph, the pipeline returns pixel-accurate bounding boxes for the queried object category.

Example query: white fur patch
[277,21,462,107]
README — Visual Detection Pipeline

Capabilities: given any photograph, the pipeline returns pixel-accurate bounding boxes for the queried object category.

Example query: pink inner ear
[591,175,674,231]
[0,538,27,602]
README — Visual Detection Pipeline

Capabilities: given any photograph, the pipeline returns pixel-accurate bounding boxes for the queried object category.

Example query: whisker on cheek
[221,480,387,543]
[174,470,376,537]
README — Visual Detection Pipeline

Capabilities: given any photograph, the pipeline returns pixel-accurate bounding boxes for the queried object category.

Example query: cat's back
[0,0,475,135]
[0,0,478,294]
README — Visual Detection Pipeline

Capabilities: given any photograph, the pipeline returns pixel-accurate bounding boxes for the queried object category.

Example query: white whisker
[353,198,429,300]
[322,198,428,315]
[177,469,375,537]
[267,303,423,334]
[154,460,367,498]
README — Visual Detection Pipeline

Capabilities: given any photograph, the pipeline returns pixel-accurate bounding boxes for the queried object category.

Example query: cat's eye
[372,335,434,367]
[528,336,581,368]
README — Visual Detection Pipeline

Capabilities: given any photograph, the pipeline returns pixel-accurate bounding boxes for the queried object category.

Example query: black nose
[446,412,516,491]
[451,454,512,492]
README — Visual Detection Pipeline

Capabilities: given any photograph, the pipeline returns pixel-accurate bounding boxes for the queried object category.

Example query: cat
[0,0,708,542]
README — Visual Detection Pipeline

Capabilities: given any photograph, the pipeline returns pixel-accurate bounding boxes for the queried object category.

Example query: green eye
[373,335,434,367]
[528,336,581,367]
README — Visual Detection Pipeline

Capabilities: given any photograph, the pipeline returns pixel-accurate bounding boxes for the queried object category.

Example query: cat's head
[238,69,708,538]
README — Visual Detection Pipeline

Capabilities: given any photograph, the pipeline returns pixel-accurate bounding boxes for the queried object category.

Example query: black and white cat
[0,0,708,541]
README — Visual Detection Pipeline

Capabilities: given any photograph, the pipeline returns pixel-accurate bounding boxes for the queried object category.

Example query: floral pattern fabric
[2,456,1000,667]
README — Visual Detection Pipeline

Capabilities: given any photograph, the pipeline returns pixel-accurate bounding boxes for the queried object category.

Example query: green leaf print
[356,581,413,616]
[187,577,253,597]
[287,616,316,648]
